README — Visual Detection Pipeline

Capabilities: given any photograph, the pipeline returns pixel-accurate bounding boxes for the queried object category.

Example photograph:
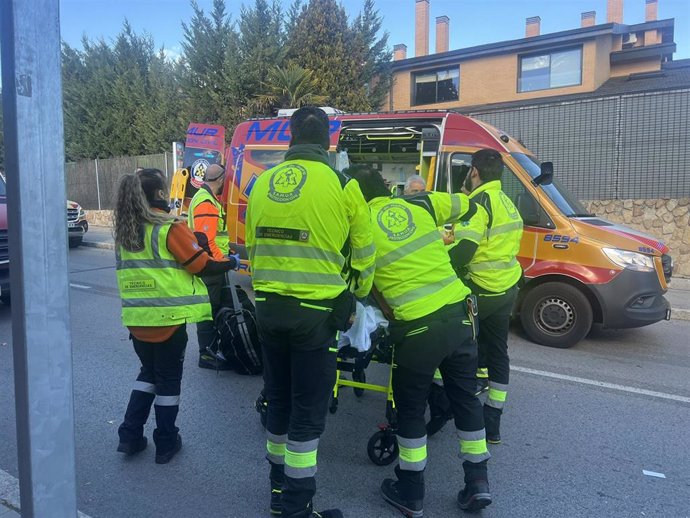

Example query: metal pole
[164,151,169,178]
[95,158,102,210]
[0,1,78,517]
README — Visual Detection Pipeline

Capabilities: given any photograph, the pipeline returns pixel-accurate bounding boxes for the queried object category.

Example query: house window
[413,67,459,105]
[518,47,582,92]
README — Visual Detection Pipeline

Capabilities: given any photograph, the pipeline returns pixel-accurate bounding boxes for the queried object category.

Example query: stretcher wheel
[367,430,398,466]
[329,395,339,414]
[353,369,366,397]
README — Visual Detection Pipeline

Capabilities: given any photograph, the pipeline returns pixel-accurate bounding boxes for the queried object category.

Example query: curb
[671,308,690,322]
[82,240,114,251]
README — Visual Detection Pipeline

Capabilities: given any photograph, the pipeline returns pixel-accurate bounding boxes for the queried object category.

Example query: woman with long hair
[114,168,239,464]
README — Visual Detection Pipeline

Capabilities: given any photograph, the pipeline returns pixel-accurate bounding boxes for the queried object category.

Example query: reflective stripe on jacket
[116,222,212,326]
[369,192,475,321]
[462,181,523,292]
[246,157,375,300]
[188,185,229,254]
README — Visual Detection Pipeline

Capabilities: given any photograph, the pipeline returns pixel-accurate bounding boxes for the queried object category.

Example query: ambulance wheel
[353,369,366,397]
[520,282,593,348]
[367,430,398,466]
[329,395,339,414]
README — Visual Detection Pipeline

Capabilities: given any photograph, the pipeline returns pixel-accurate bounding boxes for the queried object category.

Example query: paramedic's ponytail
[114,169,171,252]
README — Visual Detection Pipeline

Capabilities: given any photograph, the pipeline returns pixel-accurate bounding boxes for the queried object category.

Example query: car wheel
[69,237,83,248]
[520,282,593,348]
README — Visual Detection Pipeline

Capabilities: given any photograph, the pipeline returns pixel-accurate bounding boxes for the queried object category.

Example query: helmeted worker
[349,165,493,515]
[448,148,523,444]
[246,106,375,518]
[187,163,234,370]
[114,169,239,464]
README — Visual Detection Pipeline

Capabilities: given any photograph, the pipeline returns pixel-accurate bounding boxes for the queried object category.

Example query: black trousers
[256,293,338,517]
[118,325,187,453]
[469,281,518,411]
[390,302,489,498]
[196,273,224,354]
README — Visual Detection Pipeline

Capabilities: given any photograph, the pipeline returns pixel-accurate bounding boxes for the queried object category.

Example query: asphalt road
[1,246,689,518]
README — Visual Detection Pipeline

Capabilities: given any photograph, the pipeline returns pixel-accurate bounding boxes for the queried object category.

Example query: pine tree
[237,0,286,116]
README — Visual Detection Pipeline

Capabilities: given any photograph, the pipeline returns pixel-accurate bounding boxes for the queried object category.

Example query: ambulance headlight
[603,248,655,272]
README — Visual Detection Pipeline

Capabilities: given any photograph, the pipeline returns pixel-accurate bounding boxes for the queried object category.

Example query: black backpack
[214,272,263,375]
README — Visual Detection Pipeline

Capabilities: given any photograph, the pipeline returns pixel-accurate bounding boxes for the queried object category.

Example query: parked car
[67,200,88,247]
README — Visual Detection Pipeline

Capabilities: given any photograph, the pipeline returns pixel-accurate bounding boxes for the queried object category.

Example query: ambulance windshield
[511,153,592,217]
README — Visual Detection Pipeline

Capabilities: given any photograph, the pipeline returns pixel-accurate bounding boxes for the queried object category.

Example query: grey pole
[95,158,102,210]
[0,1,78,517]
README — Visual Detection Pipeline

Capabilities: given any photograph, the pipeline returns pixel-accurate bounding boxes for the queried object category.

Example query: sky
[59,0,690,60]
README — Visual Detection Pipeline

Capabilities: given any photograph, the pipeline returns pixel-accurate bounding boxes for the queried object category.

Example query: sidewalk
[81,226,690,321]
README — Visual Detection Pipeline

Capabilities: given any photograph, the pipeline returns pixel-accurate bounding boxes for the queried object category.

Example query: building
[387,0,677,111]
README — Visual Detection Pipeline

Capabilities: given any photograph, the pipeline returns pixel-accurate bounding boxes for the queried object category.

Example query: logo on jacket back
[498,191,520,220]
[268,164,307,203]
[378,203,416,241]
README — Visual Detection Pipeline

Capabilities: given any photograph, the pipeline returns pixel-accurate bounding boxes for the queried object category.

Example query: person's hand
[228,253,241,270]
[460,185,470,195]
[442,232,455,246]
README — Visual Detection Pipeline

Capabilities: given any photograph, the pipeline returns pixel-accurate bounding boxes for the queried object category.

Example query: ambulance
[188,110,673,348]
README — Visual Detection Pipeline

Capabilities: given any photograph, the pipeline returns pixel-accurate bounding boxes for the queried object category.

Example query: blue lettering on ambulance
[247,120,342,142]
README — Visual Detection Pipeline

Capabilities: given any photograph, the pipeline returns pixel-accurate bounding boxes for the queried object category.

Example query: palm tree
[254,64,328,114]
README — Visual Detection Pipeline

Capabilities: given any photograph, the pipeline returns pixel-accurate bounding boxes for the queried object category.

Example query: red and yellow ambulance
[205,110,672,348]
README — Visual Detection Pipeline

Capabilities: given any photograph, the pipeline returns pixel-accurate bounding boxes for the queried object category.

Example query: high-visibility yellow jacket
[116,222,211,326]
[368,192,476,321]
[246,150,375,300]
[454,180,523,292]
[188,185,230,256]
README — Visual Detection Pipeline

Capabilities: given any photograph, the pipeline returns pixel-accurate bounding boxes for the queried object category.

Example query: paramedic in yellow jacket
[449,149,523,444]
[349,165,493,516]
[246,107,375,518]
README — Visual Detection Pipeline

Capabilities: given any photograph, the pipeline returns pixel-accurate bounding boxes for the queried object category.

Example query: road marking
[0,468,92,517]
[642,470,666,479]
[69,283,91,290]
[512,365,690,404]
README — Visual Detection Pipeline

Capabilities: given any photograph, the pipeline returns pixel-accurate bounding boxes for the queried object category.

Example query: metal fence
[467,88,690,200]
[66,152,175,210]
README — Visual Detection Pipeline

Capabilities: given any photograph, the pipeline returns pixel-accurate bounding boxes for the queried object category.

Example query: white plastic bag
[337,302,389,353]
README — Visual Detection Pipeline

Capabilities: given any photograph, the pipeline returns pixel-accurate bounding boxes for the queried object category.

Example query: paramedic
[246,106,375,518]
[403,175,426,195]
[187,163,232,370]
[114,169,238,464]
[448,149,523,444]
[349,165,493,515]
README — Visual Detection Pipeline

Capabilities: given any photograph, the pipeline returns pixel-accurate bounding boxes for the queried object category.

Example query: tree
[237,0,285,115]
[179,0,238,128]
[286,0,392,112]
[254,64,328,113]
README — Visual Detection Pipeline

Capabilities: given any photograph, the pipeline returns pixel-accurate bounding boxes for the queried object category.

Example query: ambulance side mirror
[532,161,554,186]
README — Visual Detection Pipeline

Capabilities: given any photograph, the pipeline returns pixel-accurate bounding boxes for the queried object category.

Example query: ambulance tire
[520,282,593,348]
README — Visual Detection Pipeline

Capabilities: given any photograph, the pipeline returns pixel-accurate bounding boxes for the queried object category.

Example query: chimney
[436,16,450,54]
[526,16,541,38]
[607,0,623,23]
[645,0,658,21]
[393,43,408,61]
[415,0,430,57]
[581,11,596,27]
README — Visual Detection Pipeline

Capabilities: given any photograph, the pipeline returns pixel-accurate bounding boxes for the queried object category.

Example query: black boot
[116,436,148,455]
[270,463,284,516]
[483,405,502,444]
[458,479,492,512]
[380,466,424,518]
[155,433,182,464]
[282,503,343,518]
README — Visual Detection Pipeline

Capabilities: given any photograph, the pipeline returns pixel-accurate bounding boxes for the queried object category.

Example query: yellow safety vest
[246,157,375,300]
[116,222,212,326]
[188,186,229,254]
[369,192,475,321]
[455,180,523,292]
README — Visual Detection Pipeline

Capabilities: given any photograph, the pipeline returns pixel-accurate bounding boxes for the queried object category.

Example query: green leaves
[58,0,393,161]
